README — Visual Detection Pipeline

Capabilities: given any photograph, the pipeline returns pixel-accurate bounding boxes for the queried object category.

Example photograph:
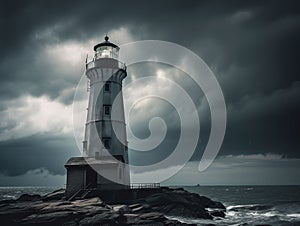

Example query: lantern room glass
[95,46,119,60]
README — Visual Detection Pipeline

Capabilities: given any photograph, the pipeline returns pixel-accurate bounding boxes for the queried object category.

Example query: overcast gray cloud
[0,0,299,185]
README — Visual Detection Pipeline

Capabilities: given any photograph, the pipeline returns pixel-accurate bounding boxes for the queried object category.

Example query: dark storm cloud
[0,0,299,179]
[0,134,79,176]
[125,62,212,166]
[1,0,299,104]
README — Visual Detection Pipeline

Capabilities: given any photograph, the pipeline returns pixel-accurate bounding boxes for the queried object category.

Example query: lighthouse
[65,36,130,199]
[83,35,128,162]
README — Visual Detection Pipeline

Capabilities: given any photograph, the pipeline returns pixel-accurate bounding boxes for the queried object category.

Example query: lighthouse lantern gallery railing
[86,59,126,71]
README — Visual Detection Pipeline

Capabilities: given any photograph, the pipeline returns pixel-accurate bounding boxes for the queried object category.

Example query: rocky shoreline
[0,187,226,225]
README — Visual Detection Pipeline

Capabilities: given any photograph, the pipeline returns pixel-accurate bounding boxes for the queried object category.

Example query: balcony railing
[86,59,126,71]
[130,183,160,189]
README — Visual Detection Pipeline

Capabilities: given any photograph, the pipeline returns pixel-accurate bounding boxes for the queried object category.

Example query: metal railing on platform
[130,183,160,189]
[86,59,126,70]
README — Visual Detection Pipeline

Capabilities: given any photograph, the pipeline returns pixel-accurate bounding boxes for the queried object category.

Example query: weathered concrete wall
[65,167,85,198]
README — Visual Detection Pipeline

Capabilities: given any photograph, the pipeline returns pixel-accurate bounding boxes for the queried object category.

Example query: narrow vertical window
[104,82,110,92]
[103,105,111,115]
[103,138,111,149]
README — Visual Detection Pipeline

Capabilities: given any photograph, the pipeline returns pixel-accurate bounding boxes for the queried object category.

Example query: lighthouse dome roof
[94,35,119,51]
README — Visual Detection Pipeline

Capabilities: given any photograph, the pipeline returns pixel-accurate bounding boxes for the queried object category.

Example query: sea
[0,185,299,226]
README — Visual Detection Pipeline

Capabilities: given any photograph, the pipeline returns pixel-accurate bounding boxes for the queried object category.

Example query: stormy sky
[0,0,299,186]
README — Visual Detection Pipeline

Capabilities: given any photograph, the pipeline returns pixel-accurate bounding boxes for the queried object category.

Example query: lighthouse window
[104,105,111,115]
[104,83,110,92]
[103,138,111,149]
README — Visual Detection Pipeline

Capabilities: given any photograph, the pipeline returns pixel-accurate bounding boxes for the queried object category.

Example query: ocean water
[0,186,61,201]
[0,186,299,225]
[171,186,300,226]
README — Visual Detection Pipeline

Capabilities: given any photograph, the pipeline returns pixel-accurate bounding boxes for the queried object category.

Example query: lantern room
[94,35,119,60]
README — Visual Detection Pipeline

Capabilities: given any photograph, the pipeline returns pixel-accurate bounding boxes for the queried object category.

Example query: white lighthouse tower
[83,35,128,163]
[65,36,130,198]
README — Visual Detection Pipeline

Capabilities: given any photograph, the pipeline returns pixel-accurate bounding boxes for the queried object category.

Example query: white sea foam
[227,204,261,210]
[287,213,300,218]
[249,211,277,217]
[2,194,17,199]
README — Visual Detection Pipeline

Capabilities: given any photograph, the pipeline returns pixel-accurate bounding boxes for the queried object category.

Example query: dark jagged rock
[17,194,42,202]
[138,187,225,219]
[79,212,125,225]
[0,187,225,225]
[42,189,65,201]
[210,210,226,218]
[21,211,78,225]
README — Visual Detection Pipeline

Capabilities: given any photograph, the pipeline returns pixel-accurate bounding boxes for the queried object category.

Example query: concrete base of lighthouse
[65,157,129,200]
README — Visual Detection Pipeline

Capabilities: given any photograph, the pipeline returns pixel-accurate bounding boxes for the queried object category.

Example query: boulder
[139,212,164,220]
[42,189,65,201]
[112,204,131,214]
[17,194,42,202]
[21,211,77,225]
[125,212,165,225]
[128,203,151,213]
[0,206,37,225]
[142,188,222,219]
[72,197,105,207]
[79,212,125,225]
[210,210,226,218]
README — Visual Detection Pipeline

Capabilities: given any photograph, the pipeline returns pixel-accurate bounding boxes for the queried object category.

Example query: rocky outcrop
[0,187,225,225]
[138,187,225,219]
[17,194,42,202]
